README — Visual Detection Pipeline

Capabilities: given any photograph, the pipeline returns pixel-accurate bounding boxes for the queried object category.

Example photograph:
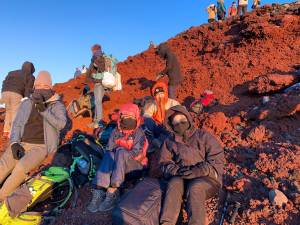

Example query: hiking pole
[229,201,241,225]
[219,191,230,225]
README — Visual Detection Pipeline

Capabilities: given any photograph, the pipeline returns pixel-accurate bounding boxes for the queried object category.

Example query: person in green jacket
[217,0,226,21]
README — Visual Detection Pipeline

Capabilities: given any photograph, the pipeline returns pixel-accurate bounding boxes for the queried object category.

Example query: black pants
[160,176,220,225]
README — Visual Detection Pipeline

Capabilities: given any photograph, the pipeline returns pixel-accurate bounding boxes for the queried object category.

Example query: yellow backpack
[0,167,73,225]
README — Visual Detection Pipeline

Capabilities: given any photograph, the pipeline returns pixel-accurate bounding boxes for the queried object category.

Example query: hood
[151,81,168,97]
[118,103,141,134]
[46,93,61,103]
[157,43,171,59]
[22,61,35,75]
[164,105,195,136]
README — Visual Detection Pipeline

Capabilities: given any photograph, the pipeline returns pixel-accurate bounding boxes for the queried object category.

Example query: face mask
[172,121,190,136]
[32,89,55,102]
[120,117,137,131]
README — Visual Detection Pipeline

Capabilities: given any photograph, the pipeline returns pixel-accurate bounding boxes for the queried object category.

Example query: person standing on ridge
[0,71,67,200]
[228,1,238,17]
[1,62,35,138]
[155,43,182,99]
[252,0,261,9]
[217,0,227,21]
[238,0,248,16]
[86,44,106,128]
[206,4,217,23]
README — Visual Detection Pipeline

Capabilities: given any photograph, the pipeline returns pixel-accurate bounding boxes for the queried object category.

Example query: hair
[91,44,101,52]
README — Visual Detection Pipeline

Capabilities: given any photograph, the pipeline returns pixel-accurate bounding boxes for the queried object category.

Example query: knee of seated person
[168,177,184,190]
[115,148,130,157]
[13,162,27,175]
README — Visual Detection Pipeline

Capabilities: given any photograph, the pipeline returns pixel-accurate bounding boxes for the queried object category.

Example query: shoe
[98,189,120,212]
[87,189,106,213]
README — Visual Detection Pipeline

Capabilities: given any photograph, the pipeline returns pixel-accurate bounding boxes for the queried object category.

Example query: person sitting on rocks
[159,105,224,225]
[87,103,148,213]
[143,81,180,152]
[0,71,67,201]
[67,85,94,118]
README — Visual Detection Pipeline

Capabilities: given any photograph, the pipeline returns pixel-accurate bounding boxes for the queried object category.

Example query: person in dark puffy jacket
[87,103,148,213]
[156,43,182,99]
[159,105,225,225]
[1,62,35,137]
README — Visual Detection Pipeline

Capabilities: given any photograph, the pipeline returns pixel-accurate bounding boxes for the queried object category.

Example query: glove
[35,102,47,112]
[180,163,210,179]
[177,166,192,176]
[152,138,162,149]
[11,143,25,160]
[162,163,180,179]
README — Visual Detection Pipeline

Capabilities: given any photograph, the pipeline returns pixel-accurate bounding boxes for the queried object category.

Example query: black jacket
[1,62,35,97]
[159,105,225,185]
[157,43,183,86]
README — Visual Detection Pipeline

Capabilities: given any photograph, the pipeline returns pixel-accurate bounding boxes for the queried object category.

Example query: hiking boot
[87,189,106,213]
[98,189,120,212]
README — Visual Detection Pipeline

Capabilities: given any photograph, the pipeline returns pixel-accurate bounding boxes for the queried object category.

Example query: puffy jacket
[228,6,238,16]
[207,5,217,20]
[86,50,106,83]
[10,94,67,154]
[157,44,183,86]
[1,62,35,97]
[159,105,225,185]
[107,103,148,166]
[144,82,180,124]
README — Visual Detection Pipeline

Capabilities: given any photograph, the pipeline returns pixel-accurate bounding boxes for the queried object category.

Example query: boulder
[269,189,288,207]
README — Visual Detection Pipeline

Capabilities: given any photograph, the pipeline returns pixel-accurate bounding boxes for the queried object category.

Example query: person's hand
[35,102,47,112]
[152,138,162,149]
[177,166,192,176]
[180,163,210,179]
[11,142,25,160]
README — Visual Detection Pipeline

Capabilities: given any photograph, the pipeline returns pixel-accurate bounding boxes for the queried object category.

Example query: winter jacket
[10,94,67,154]
[1,62,35,97]
[239,0,248,6]
[106,103,148,166]
[157,44,183,86]
[228,6,238,16]
[207,5,217,20]
[159,105,225,185]
[144,82,180,124]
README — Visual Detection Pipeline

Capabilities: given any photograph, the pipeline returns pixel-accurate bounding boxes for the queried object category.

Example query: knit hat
[34,71,53,90]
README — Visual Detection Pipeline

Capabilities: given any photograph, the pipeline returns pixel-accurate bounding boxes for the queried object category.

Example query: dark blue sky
[0,0,294,84]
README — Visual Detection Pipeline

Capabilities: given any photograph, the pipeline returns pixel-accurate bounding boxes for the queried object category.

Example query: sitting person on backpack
[159,105,224,225]
[67,85,94,118]
[87,103,148,213]
[86,44,106,128]
[143,82,179,152]
[0,71,67,201]
[190,90,218,114]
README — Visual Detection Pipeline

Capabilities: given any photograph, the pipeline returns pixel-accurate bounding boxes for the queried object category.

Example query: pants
[1,91,23,133]
[208,19,215,23]
[93,149,143,189]
[0,143,47,200]
[238,5,247,16]
[160,177,220,225]
[94,83,105,122]
[168,84,177,99]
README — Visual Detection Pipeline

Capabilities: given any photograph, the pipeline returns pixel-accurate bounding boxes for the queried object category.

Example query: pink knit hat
[34,71,53,90]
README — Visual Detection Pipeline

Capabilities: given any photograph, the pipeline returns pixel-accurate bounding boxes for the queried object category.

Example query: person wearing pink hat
[0,71,67,200]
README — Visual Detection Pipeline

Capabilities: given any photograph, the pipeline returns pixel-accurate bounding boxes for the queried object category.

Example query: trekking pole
[219,191,230,225]
[229,201,241,225]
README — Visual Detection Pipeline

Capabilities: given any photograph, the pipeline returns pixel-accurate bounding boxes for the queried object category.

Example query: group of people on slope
[0,41,225,225]
[207,0,261,22]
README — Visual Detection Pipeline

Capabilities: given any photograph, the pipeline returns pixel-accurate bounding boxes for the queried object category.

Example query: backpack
[0,167,73,225]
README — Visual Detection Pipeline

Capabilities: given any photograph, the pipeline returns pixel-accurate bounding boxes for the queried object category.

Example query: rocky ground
[0,3,299,225]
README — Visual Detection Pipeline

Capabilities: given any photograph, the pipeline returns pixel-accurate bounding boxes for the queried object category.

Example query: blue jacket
[10,94,67,154]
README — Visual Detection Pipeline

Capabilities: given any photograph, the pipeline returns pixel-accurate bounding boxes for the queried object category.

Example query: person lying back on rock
[0,71,67,201]
[87,103,148,213]
[159,105,225,225]
[143,81,180,152]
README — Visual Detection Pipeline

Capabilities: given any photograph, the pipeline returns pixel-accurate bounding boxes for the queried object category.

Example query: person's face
[172,114,188,126]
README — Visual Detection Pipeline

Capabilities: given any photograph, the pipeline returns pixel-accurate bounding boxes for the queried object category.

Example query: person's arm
[159,139,179,178]
[128,130,147,158]
[24,75,35,97]
[40,102,67,131]
[106,128,119,151]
